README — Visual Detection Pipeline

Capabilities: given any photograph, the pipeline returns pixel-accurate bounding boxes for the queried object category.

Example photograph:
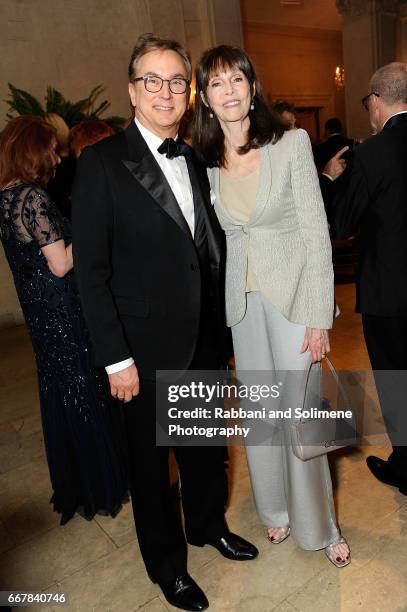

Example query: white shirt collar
[382,110,407,129]
[134,117,164,155]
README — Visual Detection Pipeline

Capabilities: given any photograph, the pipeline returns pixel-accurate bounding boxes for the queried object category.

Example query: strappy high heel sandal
[325,536,351,568]
[267,526,291,544]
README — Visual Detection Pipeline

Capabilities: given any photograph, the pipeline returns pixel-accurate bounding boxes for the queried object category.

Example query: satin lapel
[122,122,191,238]
[186,156,222,265]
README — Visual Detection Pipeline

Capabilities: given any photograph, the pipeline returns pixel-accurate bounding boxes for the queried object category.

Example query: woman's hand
[300,328,330,363]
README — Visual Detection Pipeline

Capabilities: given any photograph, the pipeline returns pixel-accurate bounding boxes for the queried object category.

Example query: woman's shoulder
[269,128,310,148]
[1,182,49,205]
[21,184,53,207]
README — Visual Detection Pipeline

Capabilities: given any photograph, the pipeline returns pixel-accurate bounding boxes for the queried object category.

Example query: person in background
[0,116,128,526]
[46,113,75,220]
[69,119,114,159]
[271,100,296,129]
[193,44,350,569]
[314,117,354,173]
[323,62,407,496]
[48,119,115,220]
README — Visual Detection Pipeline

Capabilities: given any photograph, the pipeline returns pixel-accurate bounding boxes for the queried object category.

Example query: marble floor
[1,283,406,612]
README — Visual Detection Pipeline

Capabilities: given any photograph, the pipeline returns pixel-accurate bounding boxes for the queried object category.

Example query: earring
[250,100,255,111]
[209,111,214,118]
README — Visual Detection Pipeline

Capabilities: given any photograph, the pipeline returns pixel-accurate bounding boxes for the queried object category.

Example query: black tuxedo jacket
[72,121,227,377]
[313,134,354,172]
[326,112,407,316]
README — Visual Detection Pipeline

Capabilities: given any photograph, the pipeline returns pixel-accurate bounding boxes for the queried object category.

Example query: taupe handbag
[290,357,356,461]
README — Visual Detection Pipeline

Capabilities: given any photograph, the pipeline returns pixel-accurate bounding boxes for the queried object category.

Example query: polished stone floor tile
[0,517,116,590]
[50,542,157,612]
[0,520,15,553]
[1,284,407,611]
[0,458,51,522]
[94,500,135,549]
[169,519,327,612]
[0,428,45,474]
[139,598,171,611]
[4,489,61,545]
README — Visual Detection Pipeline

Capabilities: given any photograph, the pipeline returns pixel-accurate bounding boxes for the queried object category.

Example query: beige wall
[242,22,345,139]
[338,0,407,140]
[0,0,243,129]
[241,0,342,30]
[0,0,153,127]
[0,0,242,328]
[241,0,345,141]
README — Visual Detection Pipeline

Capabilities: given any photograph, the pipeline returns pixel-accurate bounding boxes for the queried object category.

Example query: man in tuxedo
[72,34,257,611]
[322,62,407,495]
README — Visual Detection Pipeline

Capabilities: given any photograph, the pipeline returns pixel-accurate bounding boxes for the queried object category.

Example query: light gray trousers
[232,292,340,550]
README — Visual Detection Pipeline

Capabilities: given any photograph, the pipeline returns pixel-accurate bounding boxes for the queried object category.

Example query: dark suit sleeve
[328,154,370,240]
[319,174,335,214]
[72,147,131,367]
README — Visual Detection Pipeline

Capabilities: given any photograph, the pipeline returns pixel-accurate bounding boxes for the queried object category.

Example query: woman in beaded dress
[0,116,128,525]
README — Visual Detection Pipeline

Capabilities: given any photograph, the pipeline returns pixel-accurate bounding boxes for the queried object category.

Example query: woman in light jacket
[192,45,350,567]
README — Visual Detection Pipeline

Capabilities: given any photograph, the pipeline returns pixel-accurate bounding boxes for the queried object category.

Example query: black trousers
[362,313,407,480]
[123,307,229,583]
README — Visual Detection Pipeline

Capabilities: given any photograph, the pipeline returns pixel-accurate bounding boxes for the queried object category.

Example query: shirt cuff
[321,172,335,182]
[105,357,134,374]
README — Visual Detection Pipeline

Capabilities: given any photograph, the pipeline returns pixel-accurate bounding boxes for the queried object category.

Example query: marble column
[336,0,406,139]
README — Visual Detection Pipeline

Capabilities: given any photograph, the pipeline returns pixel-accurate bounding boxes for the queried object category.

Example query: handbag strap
[324,356,353,414]
[299,356,353,423]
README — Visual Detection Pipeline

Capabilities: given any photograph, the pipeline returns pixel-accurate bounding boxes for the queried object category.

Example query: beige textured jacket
[208,128,335,329]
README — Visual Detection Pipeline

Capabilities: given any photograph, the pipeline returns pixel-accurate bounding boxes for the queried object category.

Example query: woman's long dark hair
[192,45,287,167]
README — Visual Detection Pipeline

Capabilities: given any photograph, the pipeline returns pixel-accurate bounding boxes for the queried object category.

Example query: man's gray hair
[128,33,192,82]
[370,62,407,106]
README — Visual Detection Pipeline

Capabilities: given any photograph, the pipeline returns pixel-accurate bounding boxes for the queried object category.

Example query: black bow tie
[157,138,191,159]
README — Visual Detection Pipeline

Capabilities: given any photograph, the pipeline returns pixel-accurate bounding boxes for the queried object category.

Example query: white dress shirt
[105,118,195,375]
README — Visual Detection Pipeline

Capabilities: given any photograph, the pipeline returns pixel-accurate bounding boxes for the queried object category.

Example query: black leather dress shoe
[366,456,407,495]
[158,574,209,611]
[206,532,259,561]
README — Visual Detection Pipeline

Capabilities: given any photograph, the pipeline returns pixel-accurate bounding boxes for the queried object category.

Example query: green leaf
[5,83,44,118]
[45,87,66,114]
[4,83,125,131]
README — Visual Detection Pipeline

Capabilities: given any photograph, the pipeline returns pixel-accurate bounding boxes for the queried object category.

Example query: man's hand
[108,363,140,402]
[300,328,330,363]
[322,146,349,180]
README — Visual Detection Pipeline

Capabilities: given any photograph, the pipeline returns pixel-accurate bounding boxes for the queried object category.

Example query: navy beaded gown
[0,182,128,525]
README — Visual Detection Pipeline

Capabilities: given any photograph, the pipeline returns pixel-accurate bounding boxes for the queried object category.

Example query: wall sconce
[188,74,197,108]
[335,66,345,89]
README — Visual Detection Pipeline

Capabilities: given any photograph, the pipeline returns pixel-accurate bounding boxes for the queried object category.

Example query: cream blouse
[219,167,260,292]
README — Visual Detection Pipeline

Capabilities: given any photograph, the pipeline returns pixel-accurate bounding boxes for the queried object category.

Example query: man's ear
[128,82,136,108]
[200,91,209,107]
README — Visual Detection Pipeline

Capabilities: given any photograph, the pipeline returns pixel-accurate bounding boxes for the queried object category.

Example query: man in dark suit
[72,34,257,612]
[322,62,407,495]
[313,117,354,173]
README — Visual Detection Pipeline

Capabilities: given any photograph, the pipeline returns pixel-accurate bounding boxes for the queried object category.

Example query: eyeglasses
[361,92,380,110]
[133,75,190,94]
